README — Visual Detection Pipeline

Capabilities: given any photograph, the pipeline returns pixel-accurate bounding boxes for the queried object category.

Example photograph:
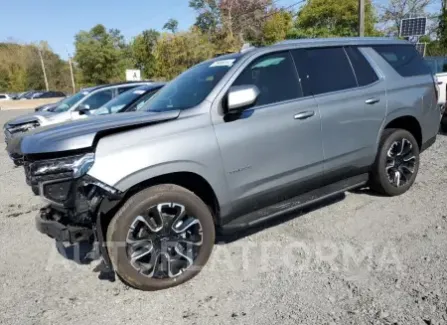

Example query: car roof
[275,37,409,48]
[81,81,155,93]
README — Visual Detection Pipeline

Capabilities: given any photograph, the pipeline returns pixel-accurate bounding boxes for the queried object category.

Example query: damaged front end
[25,152,123,279]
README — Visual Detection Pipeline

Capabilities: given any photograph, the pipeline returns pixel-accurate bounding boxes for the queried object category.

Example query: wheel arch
[383,115,422,149]
[97,170,222,240]
[377,113,422,151]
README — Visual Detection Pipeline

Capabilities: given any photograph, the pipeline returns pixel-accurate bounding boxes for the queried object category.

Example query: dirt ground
[0,109,446,325]
[0,98,63,110]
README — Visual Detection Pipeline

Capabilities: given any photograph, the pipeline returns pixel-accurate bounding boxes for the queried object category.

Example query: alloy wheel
[126,202,203,279]
[385,138,417,187]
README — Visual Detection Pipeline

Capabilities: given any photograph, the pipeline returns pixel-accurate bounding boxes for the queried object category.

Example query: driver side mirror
[77,104,90,115]
[227,85,260,113]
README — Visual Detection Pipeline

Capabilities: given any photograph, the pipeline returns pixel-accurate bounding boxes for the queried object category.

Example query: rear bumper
[36,206,93,243]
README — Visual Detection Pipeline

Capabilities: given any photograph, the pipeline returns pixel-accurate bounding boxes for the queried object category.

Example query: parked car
[426,57,447,130]
[12,38,440,291]
[34,91,66,99]
[92,83,165,116]
[4,81,151,146]
[0,94,11,101]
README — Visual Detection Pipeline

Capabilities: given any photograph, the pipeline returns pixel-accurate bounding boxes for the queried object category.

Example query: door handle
[365,98,380,105]
[294,111,315,120]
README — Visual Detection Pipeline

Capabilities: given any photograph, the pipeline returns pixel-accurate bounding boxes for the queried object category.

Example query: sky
[0,0,442,60]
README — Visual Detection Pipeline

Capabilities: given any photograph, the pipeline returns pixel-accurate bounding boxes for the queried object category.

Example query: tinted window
[131,90,159,112]
[82,90,113,110]
[0,95,6,99]
[232,51,301,107]
[53,91,87,112]
[345,47,379,86]
[302,47,357,95]
[373,45,431,77]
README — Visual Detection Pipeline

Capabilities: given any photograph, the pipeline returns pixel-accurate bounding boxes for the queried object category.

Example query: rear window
[345,47,379,86]
[373,45,431,77]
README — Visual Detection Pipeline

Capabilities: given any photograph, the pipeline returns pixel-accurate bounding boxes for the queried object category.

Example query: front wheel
[370,129,420,196]
[106,184,215,291]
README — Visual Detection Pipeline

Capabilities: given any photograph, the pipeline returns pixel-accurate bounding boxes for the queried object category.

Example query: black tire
[370,128,419,196]
[31,185,39,196]
[441,119,447,133]
[106,184,215,291]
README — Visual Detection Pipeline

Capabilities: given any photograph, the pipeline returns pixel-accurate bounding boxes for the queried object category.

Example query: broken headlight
[30,153,95,179]
[7,122,40,134]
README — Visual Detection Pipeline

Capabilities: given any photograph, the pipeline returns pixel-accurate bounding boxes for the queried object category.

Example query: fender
[374,108,421,153]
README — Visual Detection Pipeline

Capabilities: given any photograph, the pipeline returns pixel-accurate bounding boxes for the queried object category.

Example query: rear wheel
[370,129,419,196]
[107,184,215,291]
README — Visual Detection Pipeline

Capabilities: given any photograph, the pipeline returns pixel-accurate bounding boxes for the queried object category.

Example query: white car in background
[0,94,11,101]
[426,57,447,130]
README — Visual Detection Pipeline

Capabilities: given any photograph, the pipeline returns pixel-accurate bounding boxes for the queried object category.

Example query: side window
[83,90,113,110]
[0,95,6,99]
[372,45,431,77]
[303,47,357,95]
[118,86,136,94]
[345,47,379,86]
[232,51,302,107]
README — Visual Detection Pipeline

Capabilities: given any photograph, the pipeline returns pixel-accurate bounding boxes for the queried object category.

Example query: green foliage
[296,0,379,37]
[438,1,447,52]
[261,11,294,45]
[74,24,128,85]
[154,28,216,80]
[130,29,160,79]
[163,19,179,33]
[0,42,74,93]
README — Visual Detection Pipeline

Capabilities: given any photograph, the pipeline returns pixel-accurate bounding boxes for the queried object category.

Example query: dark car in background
[34,91,66,99]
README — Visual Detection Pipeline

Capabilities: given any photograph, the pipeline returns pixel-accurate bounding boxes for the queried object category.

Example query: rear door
[293,46,387,181]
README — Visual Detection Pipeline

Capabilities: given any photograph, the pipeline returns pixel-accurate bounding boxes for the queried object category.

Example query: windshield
[52,91,88,113]
[93,88,147,115]
[141,56,240,112]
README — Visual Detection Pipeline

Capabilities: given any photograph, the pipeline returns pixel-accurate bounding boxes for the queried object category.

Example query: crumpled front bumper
[35,205,93,243]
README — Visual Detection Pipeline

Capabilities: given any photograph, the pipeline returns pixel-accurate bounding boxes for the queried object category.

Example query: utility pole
[359,0,365,37]
[38,46,49,91]
[66,46,76,94]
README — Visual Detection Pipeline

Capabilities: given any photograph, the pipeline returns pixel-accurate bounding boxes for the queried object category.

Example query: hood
[6,111,55,127]
[18,110,180,156]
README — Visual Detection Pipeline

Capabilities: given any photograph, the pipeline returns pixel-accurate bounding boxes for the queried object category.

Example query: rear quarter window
[373,45,431,77]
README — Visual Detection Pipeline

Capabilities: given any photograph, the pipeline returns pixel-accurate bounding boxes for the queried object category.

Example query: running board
[221,173,368,232]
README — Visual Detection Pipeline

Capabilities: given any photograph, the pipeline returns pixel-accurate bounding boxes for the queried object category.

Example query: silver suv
[15,38,440,291]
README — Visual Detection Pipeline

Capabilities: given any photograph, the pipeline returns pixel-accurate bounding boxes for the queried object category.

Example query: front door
[213,51,324,218]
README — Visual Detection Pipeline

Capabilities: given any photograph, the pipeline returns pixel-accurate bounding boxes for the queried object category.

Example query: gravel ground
[1,109,447,325]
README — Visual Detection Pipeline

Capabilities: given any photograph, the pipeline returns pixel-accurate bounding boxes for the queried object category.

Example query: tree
[0,42,74,93]
[189,0,220,33]
[131,29,160,78]
[296,0,379,37]
[154,28,215,80]
[438,0,447,50]
[163,19,179,33]
[74,24,127,84]
[189,0,273,45]
[378,0,432,36]
[261,10,293,45]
